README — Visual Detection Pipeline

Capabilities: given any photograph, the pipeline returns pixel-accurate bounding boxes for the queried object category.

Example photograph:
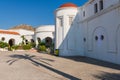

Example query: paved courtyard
[0,51,120,80]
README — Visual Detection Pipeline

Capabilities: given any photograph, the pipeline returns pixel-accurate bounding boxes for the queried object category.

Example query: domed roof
[59,3,77,8]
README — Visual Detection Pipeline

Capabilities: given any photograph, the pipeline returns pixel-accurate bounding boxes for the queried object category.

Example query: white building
[55,0,120,64]
[0,29,21,46]
[0,25,55,47]
[35,25,55,46]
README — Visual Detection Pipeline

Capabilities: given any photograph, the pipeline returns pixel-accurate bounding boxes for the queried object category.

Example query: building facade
[0,25,55,47]
[55,0,120,64]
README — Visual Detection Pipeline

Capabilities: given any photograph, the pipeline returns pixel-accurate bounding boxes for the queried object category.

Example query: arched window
[31,39,34,43]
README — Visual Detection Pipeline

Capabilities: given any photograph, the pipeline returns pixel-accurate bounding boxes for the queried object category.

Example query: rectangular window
[99,0,103,10]
[94,3,98,13]
[83,11,85,17]
[69,16,73,25]
[58,17,63,27]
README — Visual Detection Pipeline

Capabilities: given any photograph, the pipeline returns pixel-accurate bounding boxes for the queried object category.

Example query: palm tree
[21,35,26,45]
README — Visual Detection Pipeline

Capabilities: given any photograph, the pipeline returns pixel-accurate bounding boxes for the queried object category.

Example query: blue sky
[0,0,88,29]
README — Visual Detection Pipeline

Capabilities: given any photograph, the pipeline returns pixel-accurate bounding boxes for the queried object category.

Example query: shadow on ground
[7,54,80,80]
[93,71,120,80]
[61,56,120,70]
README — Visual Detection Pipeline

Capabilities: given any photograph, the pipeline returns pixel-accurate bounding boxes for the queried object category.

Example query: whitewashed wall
[0,34,21,45]
[35,25,55,45]
[55,0,120,64]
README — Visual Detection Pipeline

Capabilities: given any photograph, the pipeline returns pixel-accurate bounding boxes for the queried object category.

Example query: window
[100,35,104,40]
[31,39,34,43]
[25,39,28,44]
[99,0,103,10]
[94,3,98,13]
[83,11,85,17]
[83,38,86,42]
[1,37,5,41]
[69,16,73,25]
[95,36,98,41]
[58,17,63,27]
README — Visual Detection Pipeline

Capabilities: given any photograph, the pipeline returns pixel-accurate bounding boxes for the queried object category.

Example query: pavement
[0,51,120,80]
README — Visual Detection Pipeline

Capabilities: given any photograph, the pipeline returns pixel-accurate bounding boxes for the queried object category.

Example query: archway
[45,37,52,47]
[93,27,107,60]
[31,39,34,43]
[9,39,15,47]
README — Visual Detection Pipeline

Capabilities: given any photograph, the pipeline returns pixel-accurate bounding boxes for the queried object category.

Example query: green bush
[40,42,45,46]
[11,45,19,50]
[39,45,46,51]
[30,42,36,48]
[23,44,32,50]
[55,49,59,56]
[0,41,8,48]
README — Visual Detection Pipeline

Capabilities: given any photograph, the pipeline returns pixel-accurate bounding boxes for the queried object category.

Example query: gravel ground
[0,51,120,80]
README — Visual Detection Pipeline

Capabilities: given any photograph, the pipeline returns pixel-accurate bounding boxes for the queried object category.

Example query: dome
[59,3,77,8]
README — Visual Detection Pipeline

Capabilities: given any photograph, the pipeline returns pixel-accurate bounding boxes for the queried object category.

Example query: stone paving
[0,51,120,80]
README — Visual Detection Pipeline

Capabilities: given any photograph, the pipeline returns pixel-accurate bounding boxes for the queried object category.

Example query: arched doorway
[93,27,107,60]
[9,39,15,46]
[31,39,34,43]
[45,37,52,47]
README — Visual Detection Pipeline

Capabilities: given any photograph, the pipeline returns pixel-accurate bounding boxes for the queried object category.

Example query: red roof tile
[59,3,77,8]
[0,30,20,35]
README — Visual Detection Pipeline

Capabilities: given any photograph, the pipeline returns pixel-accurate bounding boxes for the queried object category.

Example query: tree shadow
[93,71,120,80]
[61,56,120,70]
[7,54,81,80]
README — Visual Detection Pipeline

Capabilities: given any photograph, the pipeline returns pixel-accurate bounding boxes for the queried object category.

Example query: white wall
[56,7,85,56]
[55,0,120,64]
[0,34,21,45]
[35,25,55,45]
[10,29,34,36]
[82,1,120,64]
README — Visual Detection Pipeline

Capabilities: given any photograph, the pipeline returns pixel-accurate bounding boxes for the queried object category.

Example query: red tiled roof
[59,3,77,8]
[0,30,20,35]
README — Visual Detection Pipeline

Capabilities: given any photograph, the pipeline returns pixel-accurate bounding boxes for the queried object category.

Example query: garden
[0,36,57,55]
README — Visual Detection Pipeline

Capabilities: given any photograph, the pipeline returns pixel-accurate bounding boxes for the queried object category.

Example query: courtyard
[0,51,119,80]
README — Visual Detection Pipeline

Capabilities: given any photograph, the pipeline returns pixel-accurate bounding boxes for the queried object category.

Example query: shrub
[0,41,8,48]
[11,45,19,50]
[40,42,45,46]
[30,42,36,48]
[55,49,59,56]
[39,45,46,51]
[23,44,32,50]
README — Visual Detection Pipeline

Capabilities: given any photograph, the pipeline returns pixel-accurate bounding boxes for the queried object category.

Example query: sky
[0,0,88,29]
